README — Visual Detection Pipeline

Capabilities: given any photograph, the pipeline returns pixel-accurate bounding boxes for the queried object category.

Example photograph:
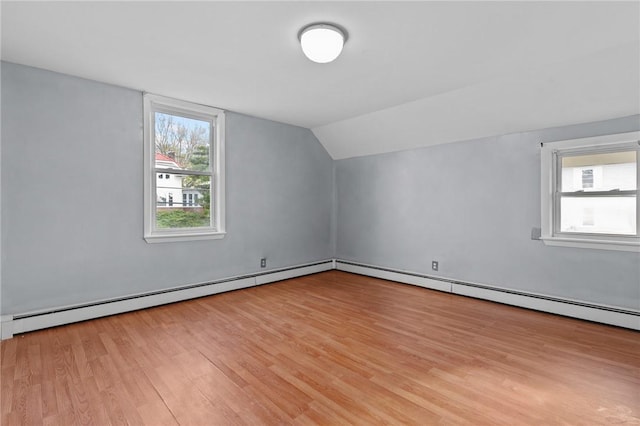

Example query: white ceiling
[2,1,639,159]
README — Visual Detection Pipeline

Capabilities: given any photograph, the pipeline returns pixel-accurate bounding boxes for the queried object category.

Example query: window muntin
[144,94,225,243]
[541,132,640,252]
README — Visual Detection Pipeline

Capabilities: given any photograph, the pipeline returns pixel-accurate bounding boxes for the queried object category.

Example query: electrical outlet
[260,258,267,268]
[432,261,439,271]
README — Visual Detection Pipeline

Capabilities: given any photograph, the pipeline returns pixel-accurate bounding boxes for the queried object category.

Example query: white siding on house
[155,155,203,209]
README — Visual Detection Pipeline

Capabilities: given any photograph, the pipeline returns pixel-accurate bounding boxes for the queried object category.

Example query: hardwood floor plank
[12,340,30,381]
[1,271,638,425]
[267,364,367,425]
[192,372,263,425]
[79,332,108,362]
[1,337,18,368]
[42,410,79,426]
[1,366,15,418]
[25,382,43,425]
[39,380,59,419]
[51,377,73,415]
[79,374,115,426]
[119,367,159,409]
[9,378,28,424]
[98,386,129,426]
[136,399,179,426]
[105,382,147,426]
[63,372,96,426]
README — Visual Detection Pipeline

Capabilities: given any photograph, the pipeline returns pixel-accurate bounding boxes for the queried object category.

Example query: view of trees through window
[154,112,212,229]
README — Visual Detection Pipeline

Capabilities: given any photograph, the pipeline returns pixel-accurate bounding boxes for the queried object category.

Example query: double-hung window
[541,131,639,252]
[143,94,225,242]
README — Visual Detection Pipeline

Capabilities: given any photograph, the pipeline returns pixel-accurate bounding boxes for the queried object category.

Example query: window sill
[541,236,640,252]
[144,231,226,244]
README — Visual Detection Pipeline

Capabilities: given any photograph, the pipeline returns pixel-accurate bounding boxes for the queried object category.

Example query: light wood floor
[1,271,639,425]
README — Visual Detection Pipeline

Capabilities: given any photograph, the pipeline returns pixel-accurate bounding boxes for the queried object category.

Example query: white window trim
[143,93,226,243]
[541,131,640,252]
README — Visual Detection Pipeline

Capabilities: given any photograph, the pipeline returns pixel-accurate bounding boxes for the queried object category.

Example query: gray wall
[335,116,640,310]
[2,61,638,316]
[1,62,334,314]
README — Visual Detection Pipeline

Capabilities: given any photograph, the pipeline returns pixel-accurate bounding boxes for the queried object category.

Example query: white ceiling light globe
[299,24,346,64]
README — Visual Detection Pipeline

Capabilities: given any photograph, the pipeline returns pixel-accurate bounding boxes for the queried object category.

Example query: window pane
[561,151,636,192]
[156,172,211,229]
[154,112,211,172]
[560,196,636,235]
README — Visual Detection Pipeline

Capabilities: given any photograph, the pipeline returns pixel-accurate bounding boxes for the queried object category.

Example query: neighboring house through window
[581,169,594,189]
[541,131,639,252]
[144,94,226,243]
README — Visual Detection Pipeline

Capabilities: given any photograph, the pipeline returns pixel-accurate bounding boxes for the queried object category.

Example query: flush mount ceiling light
[299,23,347,63]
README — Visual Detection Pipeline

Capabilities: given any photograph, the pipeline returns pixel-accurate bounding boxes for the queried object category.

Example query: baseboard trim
[335,259,640,330]
[2,260,333,339]
[4,258,637,339]
[337,260,452,293]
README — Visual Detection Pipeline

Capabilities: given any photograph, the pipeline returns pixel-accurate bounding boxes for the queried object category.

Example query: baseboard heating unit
[0,260,334,340]
[2,258,637,339]
[335,259,640,331]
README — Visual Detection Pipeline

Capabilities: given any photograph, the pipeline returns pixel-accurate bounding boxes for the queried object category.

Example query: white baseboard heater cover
[1,260,333,340]
[2,258,637,339]
[335,260,640,331]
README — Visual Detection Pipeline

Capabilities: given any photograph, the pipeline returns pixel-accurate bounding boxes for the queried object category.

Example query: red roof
[155,153,176,162]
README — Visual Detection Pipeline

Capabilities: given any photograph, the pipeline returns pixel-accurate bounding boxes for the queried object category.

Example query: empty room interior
[1,1,639,425]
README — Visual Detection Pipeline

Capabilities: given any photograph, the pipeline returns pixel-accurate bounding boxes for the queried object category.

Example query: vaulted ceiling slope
[2,2,638,159]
